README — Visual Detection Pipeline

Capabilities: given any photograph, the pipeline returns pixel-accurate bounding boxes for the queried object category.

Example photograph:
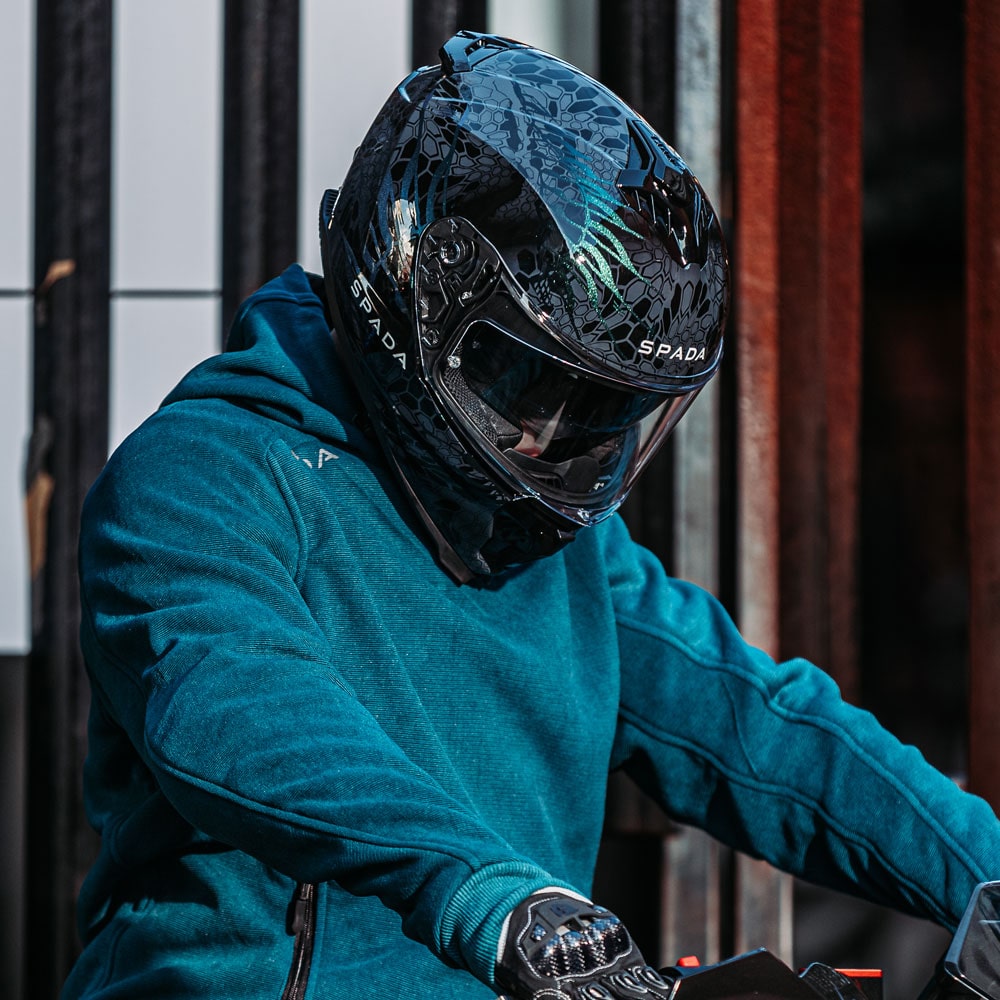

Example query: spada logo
[351,274,407,369]
[638,339,708,362]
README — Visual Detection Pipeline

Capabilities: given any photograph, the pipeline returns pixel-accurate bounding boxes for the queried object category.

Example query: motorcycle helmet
[320,30,729,583]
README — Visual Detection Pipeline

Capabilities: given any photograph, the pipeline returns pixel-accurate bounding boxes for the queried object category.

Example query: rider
[63,31,1000,1000]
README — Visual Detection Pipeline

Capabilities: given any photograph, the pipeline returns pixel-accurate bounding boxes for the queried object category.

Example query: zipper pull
[287,881,315,936]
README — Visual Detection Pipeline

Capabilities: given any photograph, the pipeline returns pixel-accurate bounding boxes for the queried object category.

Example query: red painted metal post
[734,0,863,957]
[733,0,789,962]
[736,0,862,694]
[816,0,863,700]
[776,0,863,697]
[735,0,782,663]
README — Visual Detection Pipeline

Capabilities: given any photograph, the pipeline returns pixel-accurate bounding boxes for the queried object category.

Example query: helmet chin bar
[507,450,603,495]
[375,437,581,584]
[478,499,580,576]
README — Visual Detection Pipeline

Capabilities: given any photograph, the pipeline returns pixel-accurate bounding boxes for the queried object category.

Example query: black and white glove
[495,891,675,1000]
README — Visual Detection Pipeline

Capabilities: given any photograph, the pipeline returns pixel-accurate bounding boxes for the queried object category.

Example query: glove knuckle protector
[496,892,674,1000]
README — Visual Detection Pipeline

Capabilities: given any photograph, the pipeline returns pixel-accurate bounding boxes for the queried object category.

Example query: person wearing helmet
[64,31,1000,1000]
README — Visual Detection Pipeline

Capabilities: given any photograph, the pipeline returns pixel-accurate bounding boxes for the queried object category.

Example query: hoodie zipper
[281,882,317,1000]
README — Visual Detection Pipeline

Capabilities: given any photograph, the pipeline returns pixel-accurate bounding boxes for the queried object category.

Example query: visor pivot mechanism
[440,239,466,266]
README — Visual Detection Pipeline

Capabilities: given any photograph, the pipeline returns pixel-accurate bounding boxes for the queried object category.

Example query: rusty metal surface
[774,0,863,697]
[735,0,862,689]
[734,0,863,961]
[736,0,863,684]
[735,0,781,660]
[777,2,862,698]
[965,0,1000,809]
[815,0,863,704]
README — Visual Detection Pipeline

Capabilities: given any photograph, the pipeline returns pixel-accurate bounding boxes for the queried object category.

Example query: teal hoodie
[65,266,999,999]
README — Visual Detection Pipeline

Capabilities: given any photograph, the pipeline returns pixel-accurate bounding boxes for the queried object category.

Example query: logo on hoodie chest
[291,446,340,470]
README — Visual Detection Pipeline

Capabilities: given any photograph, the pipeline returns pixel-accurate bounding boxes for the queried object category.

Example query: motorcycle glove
[495,890,675,1000]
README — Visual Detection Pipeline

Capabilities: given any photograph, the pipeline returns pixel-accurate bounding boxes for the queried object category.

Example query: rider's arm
[600,514,999,932]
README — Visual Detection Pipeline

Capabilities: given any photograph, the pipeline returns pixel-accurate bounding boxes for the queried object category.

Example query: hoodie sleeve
[78,405,564,987]
[599,515,1000,932]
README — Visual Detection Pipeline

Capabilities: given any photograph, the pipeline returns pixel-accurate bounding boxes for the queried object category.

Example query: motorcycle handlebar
[657,883,1000,1000]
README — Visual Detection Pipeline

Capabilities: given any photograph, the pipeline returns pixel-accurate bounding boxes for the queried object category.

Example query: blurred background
[2,1,999,998]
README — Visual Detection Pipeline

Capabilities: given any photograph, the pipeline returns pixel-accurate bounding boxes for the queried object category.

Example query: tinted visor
[438,318,693,513]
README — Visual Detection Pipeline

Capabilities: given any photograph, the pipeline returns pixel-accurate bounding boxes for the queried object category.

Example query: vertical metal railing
[734,0,865,697]
[596,0,684,967]
[658,0,727,971]
[221,0,301,337]
[27,2,112,996]
[735,0,787,957]
[411,0,488,70]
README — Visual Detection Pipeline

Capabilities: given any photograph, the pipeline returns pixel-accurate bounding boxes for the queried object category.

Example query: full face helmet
[320,30,729,583]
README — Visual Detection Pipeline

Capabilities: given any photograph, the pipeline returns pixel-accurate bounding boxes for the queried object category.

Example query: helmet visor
[437,316,695,520]
[415,215,697,524]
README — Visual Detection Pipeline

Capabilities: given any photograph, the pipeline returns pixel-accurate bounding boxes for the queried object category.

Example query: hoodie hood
[161,265,373,458]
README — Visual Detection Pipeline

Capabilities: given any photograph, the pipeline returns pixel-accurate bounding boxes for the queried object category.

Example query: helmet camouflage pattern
[320,30,729,582]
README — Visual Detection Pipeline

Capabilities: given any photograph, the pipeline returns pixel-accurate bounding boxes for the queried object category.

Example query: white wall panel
[113,0,223,291]
[488,0,597,75]
[110,297,220,453]
[0,0,33,290]
[298,0,410,273]
[0,301,31,653]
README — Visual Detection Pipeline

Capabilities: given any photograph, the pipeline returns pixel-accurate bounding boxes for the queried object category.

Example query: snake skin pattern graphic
[339,34,726,387]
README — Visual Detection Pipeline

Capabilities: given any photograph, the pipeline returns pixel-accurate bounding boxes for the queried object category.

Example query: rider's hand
[495,890,674,1000]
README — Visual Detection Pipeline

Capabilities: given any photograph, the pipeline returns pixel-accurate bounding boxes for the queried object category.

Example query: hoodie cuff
[437,863,581,987]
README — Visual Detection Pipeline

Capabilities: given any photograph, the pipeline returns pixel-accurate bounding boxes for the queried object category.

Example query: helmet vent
[616,118,708,267]
[440,31,527,74]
